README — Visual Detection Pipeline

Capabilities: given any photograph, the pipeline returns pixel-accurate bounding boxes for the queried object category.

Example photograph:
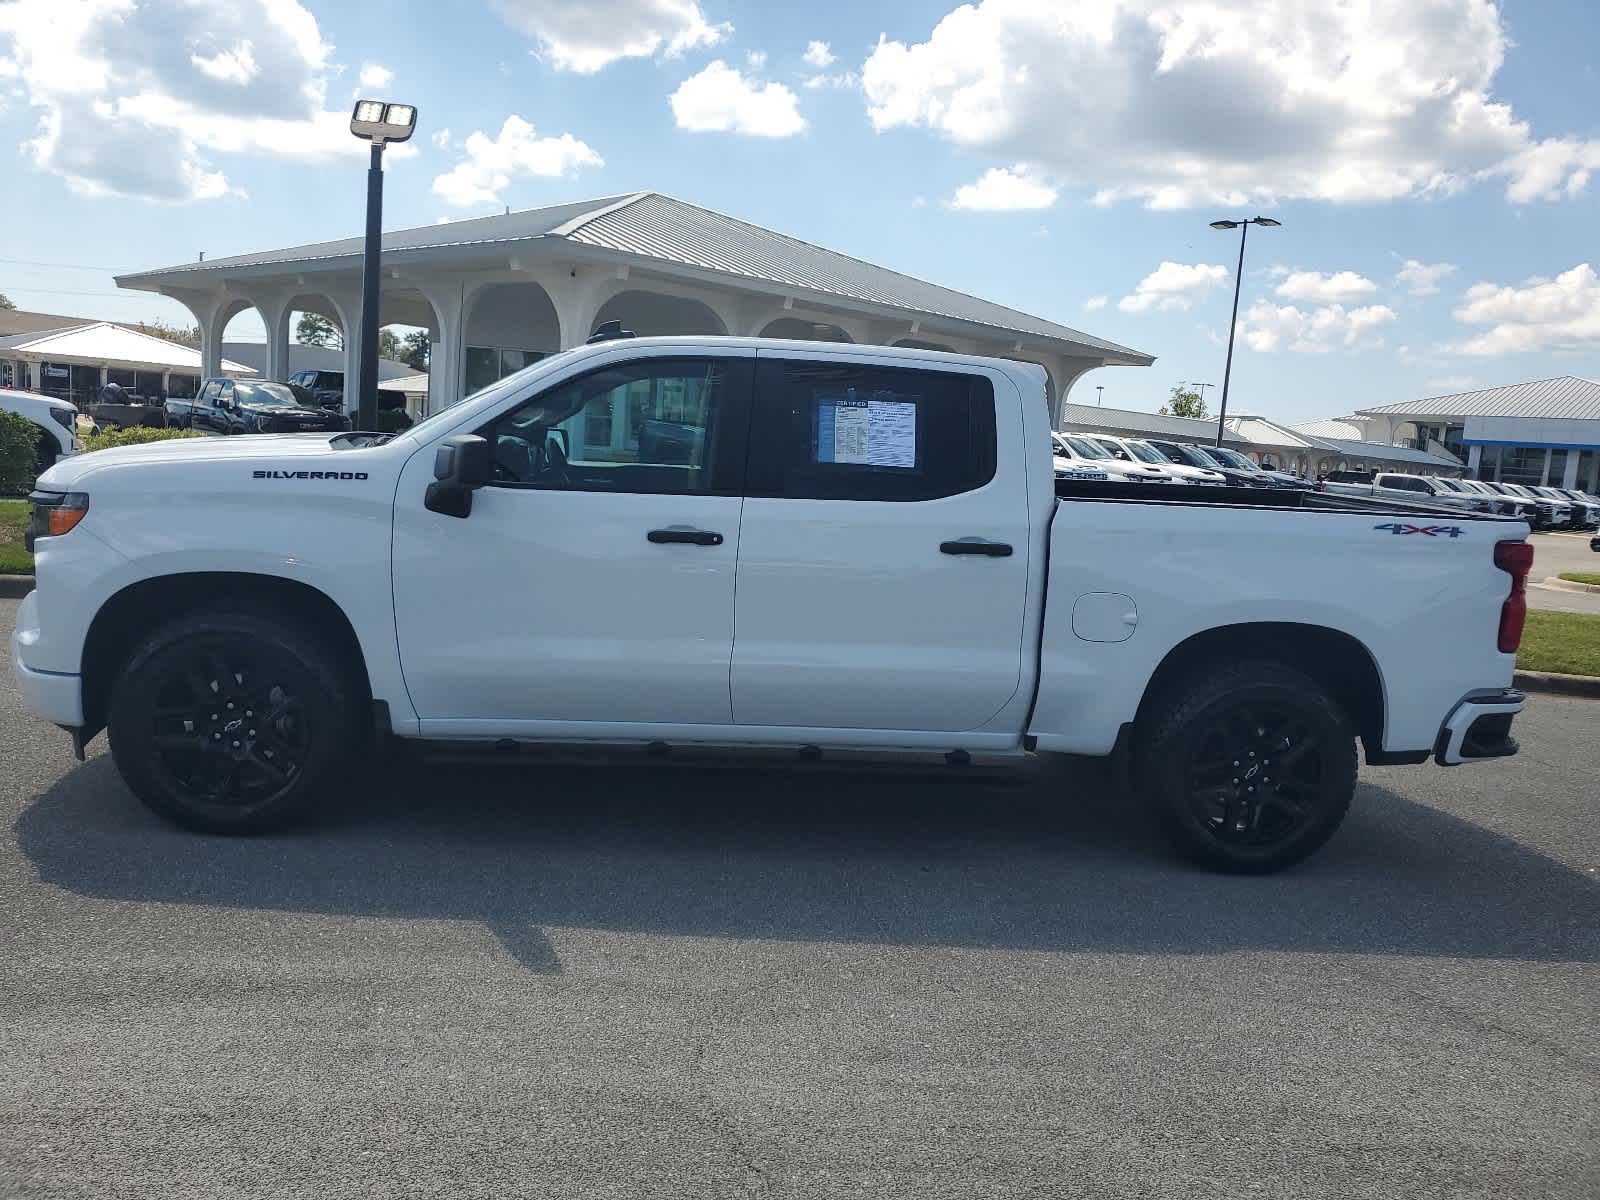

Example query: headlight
[27,490,89,549]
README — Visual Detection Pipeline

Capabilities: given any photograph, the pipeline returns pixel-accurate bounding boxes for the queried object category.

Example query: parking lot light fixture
[348,99,418,433]
[1210,215,1281,446]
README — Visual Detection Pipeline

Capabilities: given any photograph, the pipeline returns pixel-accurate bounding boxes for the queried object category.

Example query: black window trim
[473,353,754,498]
[744,354,999,503]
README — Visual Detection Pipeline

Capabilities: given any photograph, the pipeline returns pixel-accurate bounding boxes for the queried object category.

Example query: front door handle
[941,538,1013,557]
[648,527,724,546]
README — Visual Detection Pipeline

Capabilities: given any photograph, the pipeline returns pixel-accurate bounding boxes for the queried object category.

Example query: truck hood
[37,433,345,489]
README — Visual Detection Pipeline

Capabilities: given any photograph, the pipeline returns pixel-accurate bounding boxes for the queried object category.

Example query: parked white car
[0,387,79,472]
[1049,433,1111,482]
[1087,434,1226,486]
[15,336,1530,874]
[1055,433,1171,483]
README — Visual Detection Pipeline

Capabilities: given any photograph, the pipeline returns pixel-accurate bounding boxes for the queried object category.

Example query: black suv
[286,369,345,411]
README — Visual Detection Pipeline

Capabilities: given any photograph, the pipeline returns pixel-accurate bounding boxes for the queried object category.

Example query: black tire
[107,611,357,834]
[1137,660,1357,874]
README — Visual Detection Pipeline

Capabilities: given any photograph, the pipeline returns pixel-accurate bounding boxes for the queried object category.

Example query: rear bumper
[1435,689,1523,765]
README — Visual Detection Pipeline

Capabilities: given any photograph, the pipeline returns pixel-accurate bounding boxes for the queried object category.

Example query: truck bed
[1054,480,1521,522]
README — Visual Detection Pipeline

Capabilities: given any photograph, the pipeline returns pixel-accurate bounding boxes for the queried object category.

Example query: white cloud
[1119,261,1228,313]
[1452,263,1600,356]
[950,165,1057,211]
[1428,375,1479,392]
[1273,270,1378,304]
[860,0,1600,209]
[432,127,452,150]
[0,0,401,203]
[745,49,766,70]
[490,0,729,74]
[1238,301,1397,353]
[359,63,394,89]
[1084,294,1108,311]
[431,114,603,207]
[1396,259,1458,296]
[802,71,859,90]
[670,61,805,137]
[803,40,836,69]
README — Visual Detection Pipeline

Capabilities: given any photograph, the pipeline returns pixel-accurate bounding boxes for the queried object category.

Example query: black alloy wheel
[108,613,355,834]
[1140,660,1357,873]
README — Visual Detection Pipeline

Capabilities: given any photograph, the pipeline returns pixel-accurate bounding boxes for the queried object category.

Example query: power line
[0,285,170,300]
[0,256,123,271]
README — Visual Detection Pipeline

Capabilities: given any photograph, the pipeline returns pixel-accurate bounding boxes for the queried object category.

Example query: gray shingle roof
[116,192,1151,363]
[1307,436,1461,469]
[1361,375,1600,420]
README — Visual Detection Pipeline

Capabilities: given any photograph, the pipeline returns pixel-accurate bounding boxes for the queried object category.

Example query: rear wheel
[108,612,357,834]
[1138,660,1357,873]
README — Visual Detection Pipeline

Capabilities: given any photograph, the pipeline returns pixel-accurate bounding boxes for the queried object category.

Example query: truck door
[730,352,1031,732]
[192,379,222,433]
[390,352,753,729]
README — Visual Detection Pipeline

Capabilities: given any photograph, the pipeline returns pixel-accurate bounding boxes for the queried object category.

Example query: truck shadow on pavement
[16,751,1600,974]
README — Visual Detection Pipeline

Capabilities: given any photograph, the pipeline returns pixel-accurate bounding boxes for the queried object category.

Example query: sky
[0,0,1597,424]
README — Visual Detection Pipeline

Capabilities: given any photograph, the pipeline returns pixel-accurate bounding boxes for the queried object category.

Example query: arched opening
[892,338,954,352]
[374,288,438,424]
[591,290,727,339]
[282,295,350,410]
[760,317,854,343]
[465,281,561,396]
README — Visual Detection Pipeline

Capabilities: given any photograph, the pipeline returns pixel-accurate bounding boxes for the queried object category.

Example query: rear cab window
[747,358,995,501]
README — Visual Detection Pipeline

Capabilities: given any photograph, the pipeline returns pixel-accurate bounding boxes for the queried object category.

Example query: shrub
[0,410,40,496]
[81,426,205,453]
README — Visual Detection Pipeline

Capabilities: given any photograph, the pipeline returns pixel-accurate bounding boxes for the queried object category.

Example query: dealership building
[1309,376,1600,491]
[112,191,1153,426]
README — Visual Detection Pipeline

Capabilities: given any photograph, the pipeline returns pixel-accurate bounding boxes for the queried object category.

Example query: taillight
[1494,539,1534,653]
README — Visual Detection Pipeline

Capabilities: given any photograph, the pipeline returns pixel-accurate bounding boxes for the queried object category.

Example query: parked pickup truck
[166,377,351,435]
[84,382,168,431]
[1321,470,1502,515]
[13,337,1531,874]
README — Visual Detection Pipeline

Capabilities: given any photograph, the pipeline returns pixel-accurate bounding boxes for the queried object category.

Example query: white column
[199,315,223,379]
[1562,452,1580,489]
[1467,444,1482,477]
[1538,447,1552,486]
[266,306,292,381]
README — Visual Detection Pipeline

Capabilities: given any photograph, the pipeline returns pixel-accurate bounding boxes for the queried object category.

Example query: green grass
[0,498,30,575]
[1557,572,1600,587]
[1518,610,1600,677]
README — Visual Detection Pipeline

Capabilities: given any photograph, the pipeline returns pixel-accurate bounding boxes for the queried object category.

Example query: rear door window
[747,359,995,502]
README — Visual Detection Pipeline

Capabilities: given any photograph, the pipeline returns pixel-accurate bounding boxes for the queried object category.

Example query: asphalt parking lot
[1529,531,1600,614]
[2,592,1598,1199]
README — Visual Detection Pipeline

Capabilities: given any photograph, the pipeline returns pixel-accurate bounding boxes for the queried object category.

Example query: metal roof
[0,322,248,373]
[117,192,1152,364]
[1290,417,1366,440]
[1308,435,1461,469]
[1058,402,1252,447]
[1360,375,1600,420]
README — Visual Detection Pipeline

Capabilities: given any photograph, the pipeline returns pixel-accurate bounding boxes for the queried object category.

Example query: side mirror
[425,434,491,518]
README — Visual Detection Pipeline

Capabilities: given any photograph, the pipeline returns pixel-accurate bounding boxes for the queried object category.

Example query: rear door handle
[648,527,724,546]
[940,538,1013,557]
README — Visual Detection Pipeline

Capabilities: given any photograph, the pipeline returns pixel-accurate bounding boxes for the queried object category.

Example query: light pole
[349,99,417,432]
[1208,216,1280,447]
[1188,381,1214,409]
[1096,385,1104,407]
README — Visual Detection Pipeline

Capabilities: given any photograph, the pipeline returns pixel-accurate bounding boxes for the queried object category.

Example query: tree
[1159,384,1207,419]
[400,329,430,372]
[295,312,342,349]
[133,319,199,347]
[377,327,401,362]
[0,293,14,311]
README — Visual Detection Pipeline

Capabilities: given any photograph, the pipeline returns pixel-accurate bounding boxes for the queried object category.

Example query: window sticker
[815,390,917,468]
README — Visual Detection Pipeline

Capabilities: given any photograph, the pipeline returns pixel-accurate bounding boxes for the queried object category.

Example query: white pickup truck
[12,337,1532,873]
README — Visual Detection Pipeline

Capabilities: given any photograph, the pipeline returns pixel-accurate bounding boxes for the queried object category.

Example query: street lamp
[1187,381,1214,409]
[1208,216,1280,447]
[349,99,417,432]
[1096,385,1104,407]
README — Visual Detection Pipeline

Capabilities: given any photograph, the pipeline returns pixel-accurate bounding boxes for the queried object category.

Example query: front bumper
[9,590,84,727]
[1435,689,1523,765]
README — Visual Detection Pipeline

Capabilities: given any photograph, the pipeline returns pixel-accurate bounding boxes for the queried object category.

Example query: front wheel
[108,612,358,834]
[1137,660,1357,873]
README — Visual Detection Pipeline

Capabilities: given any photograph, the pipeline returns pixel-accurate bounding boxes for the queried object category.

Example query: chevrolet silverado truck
[12,337,1531,873]
[166,377,351,435]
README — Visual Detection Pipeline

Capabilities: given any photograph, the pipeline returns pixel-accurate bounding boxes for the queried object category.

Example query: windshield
[1141,439,1190,466]
[235,382,311,408]
[1434,478,1463,492]
[1205,446,1255,470]
[1171,442,1221,468]
[1066,436,1112,460]
[1124,440,1170,465]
